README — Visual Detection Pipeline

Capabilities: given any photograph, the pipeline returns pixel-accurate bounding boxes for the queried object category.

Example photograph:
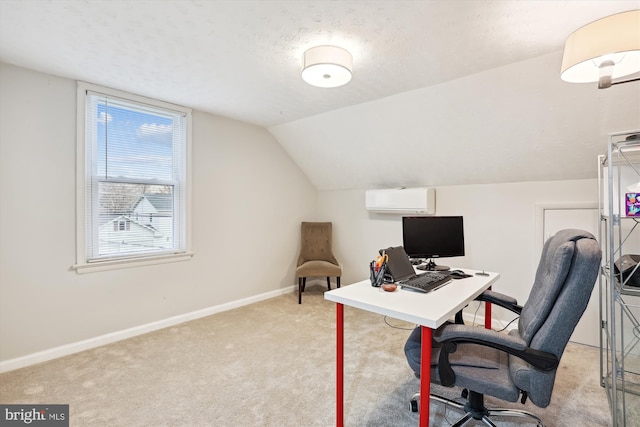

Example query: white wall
[0,63,317,363]
[0,59,614,367]
[318,179,598,328]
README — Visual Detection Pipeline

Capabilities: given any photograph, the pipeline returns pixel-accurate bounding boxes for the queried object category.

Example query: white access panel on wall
[537,203,599,347]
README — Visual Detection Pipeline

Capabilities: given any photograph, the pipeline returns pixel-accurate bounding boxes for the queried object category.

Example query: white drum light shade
[561,10,640,87]
[302,45,353,88]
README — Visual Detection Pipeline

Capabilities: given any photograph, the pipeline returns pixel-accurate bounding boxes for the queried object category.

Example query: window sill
[72,252,195,274]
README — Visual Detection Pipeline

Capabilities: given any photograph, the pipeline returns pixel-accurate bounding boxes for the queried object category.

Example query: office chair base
[410,392,545,427]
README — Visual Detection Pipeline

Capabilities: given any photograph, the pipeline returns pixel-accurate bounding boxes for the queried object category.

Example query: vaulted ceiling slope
[1,1,639,191]
[271,51,640,190]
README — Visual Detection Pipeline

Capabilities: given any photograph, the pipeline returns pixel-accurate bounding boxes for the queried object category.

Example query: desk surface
[324,269,499,328]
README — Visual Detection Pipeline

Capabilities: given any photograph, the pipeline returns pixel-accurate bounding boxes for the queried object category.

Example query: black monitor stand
[418,259,450,271]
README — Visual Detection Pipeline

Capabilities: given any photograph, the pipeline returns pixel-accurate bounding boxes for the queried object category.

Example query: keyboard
[398,271,452,293]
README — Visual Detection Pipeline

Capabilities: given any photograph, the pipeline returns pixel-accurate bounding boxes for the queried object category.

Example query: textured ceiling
[1,0,639,192]
[1,0,637,127]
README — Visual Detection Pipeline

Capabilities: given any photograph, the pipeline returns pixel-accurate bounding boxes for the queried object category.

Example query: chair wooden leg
[327,277,331,290]
[337,276,341,288]
[302,277,306,292]
[298,277,303,304]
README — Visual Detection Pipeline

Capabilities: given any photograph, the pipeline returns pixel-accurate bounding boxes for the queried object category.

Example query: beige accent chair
[296,222,342,304]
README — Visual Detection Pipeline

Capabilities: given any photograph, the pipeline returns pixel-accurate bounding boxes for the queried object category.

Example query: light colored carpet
[0,285,636,426]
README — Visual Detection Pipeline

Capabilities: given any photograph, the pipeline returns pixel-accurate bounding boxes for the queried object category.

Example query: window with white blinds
[77,84,191,268]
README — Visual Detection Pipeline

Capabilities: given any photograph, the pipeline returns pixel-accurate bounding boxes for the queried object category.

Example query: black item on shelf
[613,254,640,287]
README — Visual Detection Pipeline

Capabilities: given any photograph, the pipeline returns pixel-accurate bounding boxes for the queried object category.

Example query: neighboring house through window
[113,218,131,232]
[75,82,192,272]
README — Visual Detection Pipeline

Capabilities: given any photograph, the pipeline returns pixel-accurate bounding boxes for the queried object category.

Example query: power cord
[493,316,520,332]
[383,316,416,330]
[472,301,481,325]
[443,399,458,426]
[471,300,518,332]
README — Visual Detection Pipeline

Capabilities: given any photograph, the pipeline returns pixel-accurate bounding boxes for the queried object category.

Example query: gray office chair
[404,229,601,426]
[296,222,342,304]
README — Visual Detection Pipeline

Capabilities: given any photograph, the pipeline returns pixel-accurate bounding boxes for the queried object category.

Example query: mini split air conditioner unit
[365,187,436,215]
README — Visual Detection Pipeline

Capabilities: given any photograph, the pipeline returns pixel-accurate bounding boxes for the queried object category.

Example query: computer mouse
[449,270,467,278]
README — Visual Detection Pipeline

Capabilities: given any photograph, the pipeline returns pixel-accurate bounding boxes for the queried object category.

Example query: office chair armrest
[476,290,522,315]
[453,290,520,325]
[434,324,526,350]
[434,324,559,387]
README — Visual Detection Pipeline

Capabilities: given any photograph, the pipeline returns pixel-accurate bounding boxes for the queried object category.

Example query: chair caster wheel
[410,398,419,413]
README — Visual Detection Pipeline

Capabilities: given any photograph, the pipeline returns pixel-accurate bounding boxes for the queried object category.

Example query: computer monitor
[402,216,465,271]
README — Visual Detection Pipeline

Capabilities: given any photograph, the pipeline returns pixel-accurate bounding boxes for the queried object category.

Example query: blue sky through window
[96,101,174,181]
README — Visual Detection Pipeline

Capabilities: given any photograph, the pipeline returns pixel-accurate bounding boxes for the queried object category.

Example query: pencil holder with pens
[369,253,389,287]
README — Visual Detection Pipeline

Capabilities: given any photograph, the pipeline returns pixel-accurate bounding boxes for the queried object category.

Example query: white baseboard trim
[0,286,295,373]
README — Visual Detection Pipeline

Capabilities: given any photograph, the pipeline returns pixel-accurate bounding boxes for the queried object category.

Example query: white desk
[324,269,499,427]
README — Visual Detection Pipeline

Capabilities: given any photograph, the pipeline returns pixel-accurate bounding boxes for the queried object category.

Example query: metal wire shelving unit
[598,129,640,427]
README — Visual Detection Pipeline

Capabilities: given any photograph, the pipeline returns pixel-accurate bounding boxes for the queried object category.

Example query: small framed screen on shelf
[626,193,640,216]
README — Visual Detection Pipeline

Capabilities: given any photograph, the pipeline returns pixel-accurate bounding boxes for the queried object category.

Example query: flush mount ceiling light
[561,10,640,89]
[301,45,353,88]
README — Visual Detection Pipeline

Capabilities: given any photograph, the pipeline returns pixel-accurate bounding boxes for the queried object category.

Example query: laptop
[382,246,452,293]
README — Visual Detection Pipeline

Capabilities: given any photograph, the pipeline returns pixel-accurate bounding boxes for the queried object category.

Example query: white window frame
[74,82,193,273]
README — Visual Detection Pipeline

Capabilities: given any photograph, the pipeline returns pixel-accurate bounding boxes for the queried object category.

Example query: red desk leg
[419,326,432,427]
[337,303,344,427]
[485,301,492,330]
